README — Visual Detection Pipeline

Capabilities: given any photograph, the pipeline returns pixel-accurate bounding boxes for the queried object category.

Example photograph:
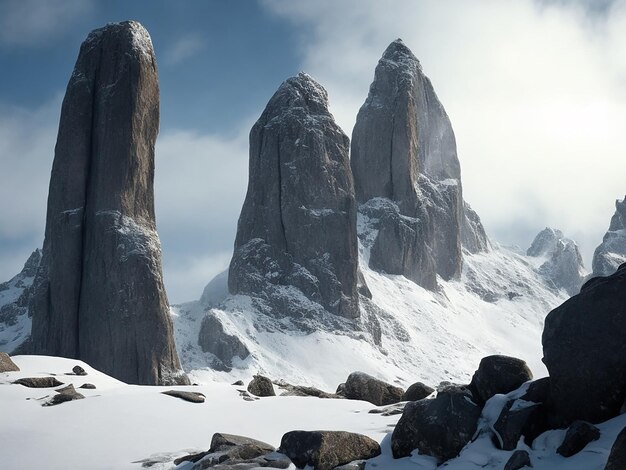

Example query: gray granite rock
[162,390,206,403]
[344,371,404,406]
[198,313,249,368]
[248,375,275,397]
[351,39,488,290]
[27,21,186,386]
[0,352,19,372]
[592,197,626,278]
[229,72,363,319]
[13,377,64,388]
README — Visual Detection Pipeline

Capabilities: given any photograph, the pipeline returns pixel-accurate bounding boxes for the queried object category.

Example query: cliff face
[351,39,488,290]
[29,21,186,385]
[229,72,364,319]
[591,196,626,278]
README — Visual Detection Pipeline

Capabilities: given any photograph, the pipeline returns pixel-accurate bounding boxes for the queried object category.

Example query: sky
[0,0,625,303]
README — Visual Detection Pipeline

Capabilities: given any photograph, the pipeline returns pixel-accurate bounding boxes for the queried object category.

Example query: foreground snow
[1,355,624,470]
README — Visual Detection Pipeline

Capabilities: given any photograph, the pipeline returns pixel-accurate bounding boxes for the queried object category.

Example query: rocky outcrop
[592,196,626,278]
[198,314,249,368]
[351,39,488,290]
[28,21,186,385]
[229,72,363,319]
[279,430,381,470]
[343,371,404,406]
[469,355,533,405]
[527,227,586,295]
[543,263,626,425]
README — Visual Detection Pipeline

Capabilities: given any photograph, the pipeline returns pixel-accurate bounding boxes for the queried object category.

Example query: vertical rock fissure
[276,133,288,253]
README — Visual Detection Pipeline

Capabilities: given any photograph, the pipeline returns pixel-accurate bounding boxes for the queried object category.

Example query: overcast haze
[1,0,625,303]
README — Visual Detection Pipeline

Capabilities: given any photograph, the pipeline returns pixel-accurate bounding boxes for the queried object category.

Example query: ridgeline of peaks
[592,196,626,278]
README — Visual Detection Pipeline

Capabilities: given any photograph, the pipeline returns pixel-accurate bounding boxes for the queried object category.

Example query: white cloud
[162,33,206,66]
[0,0,94,47]
[263,0,626,265]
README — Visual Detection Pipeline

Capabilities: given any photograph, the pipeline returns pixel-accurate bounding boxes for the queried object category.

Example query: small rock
[469,355,533,405]
[13,377,64,388]
[0,352,19,372]
[493,400,542,450]
[232,380,244,386]
[43,383,85,406]
[279,430,380,470]
[336,383,347,396]
[557,420,600,457]
[391,385,481,461]
[72,365,87,376]
[344,371,404,406]
[504,450,532,470]
[161,390,205,403]
[606,426,626,469]
[79,383,96,390]
[402,382,435,401]
[368,403,406,416]
[247,375,275,397]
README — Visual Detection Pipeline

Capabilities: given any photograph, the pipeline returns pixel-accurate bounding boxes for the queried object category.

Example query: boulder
[13,377,64,388]
[504,450,532,470]
[79,383,96,390]
[520,377,550,404]
[402,381,434,401]
[493,399,542,450]
[391,385,481,461]
[229,72,363,319]
[556,421,600,457]
[72,365,87,376]
[0,352,19,372]
[247,375,275,397]
[279,430,380,470]
[44,384,85,406]
[343,372,404,406]
[469,355,533,405]
[27,21,186,386]
[543,263,626,424]
[605,426,626,470]
[161,390,205,403]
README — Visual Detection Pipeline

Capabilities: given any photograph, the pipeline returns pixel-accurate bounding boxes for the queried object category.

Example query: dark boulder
[79,383,96,390]
[543,263,626,424]
[229,72,364,319]
[391,385,481,461]
[279,430,380,470]
[44,384,85,406]
[247,375,275,397]
[520,377,550,404]
[162,390,206,403]
[13,377,64,388]
[0,352,19,372]
[469,355,533,405]
[27,21,186,386]
[344,371,404,406]
[606,426,626,470]
[402,381,434,401]
[72,365,87,376]
[493,399,542,450]
[556,421,600,457]
[504,450,532,470]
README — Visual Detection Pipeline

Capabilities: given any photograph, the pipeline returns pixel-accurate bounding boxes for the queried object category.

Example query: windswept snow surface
[174,242,567,391]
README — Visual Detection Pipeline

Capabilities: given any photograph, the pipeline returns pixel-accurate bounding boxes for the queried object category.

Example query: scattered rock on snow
[556,420,600,457]
[13,377,64,388]
[391,385,481,461]
[279,430,380,470]
[161,390,205,403]
[469,355,533,405]
[247,375,275,397]
[72,365,87,376]
[0,352,19,372]
[232,380,244,386]
[44,384,85,406]
[402,381,434,401]
[343,371,404,406]
[504,449,532,470]
[79,383,96,390]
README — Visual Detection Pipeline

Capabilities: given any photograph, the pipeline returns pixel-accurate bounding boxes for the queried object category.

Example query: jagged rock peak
[381,38,421,68]
[28,21,187,385]
[527,227,585,296]
[229,72,363,319]
[592,196,626,278]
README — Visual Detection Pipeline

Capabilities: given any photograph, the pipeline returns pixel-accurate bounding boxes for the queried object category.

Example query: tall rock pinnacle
[591,196,626,278]
[352,39,489,289]
[229,72,363,319]
[29,21,186,385]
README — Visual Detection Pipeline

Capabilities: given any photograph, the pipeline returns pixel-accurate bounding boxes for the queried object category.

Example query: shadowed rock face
[29,21,186,385]
[352,39,488,289]
[229,72,362,319]
[592,196,626,278]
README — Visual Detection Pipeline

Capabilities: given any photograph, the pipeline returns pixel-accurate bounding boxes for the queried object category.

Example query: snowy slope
[172,212,568,391]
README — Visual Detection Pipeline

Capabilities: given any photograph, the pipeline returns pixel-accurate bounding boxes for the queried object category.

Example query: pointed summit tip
[279,71,329,109]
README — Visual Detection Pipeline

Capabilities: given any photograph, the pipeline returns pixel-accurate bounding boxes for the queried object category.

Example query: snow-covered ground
[173,242,568,392]
[2,354,623,470]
